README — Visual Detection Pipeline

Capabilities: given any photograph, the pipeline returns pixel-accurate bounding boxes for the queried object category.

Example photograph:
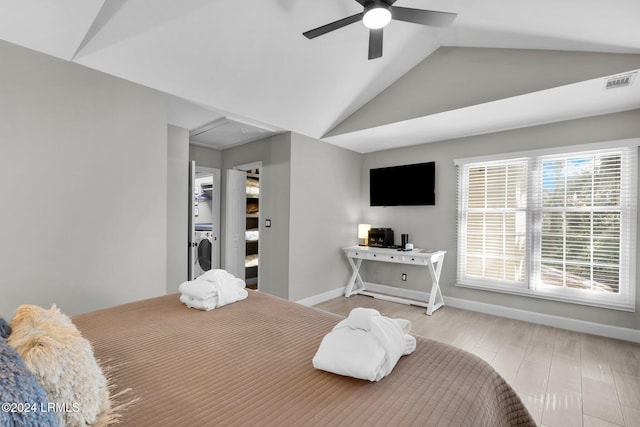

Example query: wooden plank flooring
[313,295,640,427]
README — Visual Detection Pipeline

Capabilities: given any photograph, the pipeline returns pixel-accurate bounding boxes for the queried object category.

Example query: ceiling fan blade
[368,28,383,60]
[354,0,368,5]
[303,13,363,39]
[391,7,457,27]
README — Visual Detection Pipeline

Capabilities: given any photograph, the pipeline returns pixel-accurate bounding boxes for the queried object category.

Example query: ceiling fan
[303,0,457,60]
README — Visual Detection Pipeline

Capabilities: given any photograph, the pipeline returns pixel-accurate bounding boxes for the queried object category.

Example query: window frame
[457,157,529,292]
[455,139,638,311]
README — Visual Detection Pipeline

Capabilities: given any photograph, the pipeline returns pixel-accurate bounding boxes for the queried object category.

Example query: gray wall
[189,144,222,169]
[288,133,362,301]
[361,110,640,329]
[259,134,292,299]
[328,47,640,136]
[167,125,189,293]
[220,133,292,299]
[217,132,361,302]
[0,40,168,316]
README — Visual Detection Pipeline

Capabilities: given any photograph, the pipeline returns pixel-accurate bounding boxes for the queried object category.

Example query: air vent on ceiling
[604,72,636,90]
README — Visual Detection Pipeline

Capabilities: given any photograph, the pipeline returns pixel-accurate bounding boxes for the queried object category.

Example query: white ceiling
[1,0,639,152]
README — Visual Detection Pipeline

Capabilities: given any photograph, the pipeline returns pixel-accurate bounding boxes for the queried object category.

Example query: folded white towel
[179,280,217,300]
[339,307,380,331]
[179,269,248,310]
[402,333,417,355]
[312,328,387,381]
[216,282,248,307]
[197,269,237,284]
[179,294,218,311]
[312,308,416,381]
[394,318,412,334]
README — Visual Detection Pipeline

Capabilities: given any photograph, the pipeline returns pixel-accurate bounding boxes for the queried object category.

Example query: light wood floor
[313,295,640,427]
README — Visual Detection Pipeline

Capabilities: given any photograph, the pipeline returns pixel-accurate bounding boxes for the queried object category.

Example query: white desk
[343,245,446,315]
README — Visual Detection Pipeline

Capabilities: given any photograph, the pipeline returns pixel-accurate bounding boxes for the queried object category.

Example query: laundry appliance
[193,225,213,278]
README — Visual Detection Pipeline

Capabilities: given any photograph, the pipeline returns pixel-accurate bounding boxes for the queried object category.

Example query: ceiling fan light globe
[363,7,392,29]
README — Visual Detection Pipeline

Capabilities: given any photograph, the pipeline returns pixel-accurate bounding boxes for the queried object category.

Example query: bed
[72,290,535,427]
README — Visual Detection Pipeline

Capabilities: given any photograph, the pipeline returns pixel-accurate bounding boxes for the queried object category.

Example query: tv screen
[370,162,435,206]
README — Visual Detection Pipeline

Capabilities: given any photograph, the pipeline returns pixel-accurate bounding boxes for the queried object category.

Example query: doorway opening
[243,166,260,289]
[225,162,261,290]
[189,163,220,280]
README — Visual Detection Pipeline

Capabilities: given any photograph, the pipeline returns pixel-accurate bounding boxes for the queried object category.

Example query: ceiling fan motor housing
[363,0,393,29]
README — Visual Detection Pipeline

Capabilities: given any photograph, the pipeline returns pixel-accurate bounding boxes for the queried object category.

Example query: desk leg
[426,253,445,316]
[345,257,364,297]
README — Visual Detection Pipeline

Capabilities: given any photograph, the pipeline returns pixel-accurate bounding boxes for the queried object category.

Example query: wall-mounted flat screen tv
[370,161,435,206]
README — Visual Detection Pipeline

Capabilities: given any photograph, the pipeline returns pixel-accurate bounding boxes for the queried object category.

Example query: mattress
[72,291,535,427]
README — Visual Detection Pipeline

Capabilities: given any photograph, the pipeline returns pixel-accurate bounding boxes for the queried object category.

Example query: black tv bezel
[369,161,435,207]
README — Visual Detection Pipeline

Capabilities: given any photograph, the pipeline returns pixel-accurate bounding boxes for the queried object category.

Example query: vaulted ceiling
[1,0,639,152]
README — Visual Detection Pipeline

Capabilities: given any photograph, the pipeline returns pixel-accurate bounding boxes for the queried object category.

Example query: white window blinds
[461,160,527,284]
[538,153,623,293]
[456,141,637,310]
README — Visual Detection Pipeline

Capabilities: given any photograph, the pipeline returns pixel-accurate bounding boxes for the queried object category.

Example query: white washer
[193,230,213,278]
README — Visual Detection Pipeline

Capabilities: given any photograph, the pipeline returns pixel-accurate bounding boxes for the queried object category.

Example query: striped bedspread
[72,290,535,426]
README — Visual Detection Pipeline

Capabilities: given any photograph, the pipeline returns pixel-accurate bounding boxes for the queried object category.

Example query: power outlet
[401,273,407,282]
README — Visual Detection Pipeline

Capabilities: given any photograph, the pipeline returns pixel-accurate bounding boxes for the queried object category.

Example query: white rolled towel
[196,269,248,307]
[180,269,248,310]
[339,307,380,331]
[179,280,216,300]
[197,269,239,285]
[179,294,218,311]
[312,328,387,381]
[313,308,416,381]
[333,308,415,355]
[217,282,248,307]
[391,318,416,355]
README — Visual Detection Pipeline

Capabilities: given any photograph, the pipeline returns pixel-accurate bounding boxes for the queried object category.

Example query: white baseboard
[365,283,428,302]
[296,287,345,307]
[301,283,640,343]
[444,295,640,343]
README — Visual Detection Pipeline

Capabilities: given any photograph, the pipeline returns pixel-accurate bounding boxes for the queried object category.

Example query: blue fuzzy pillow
[0,317,58,427]
[0,317,10,339]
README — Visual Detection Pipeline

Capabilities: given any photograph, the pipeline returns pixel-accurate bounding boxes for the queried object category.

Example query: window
[456,141,637,310]
[460,159,528,286]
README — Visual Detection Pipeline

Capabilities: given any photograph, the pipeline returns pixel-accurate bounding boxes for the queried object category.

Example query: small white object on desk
[405,243,414,250]
[343,245,446,315]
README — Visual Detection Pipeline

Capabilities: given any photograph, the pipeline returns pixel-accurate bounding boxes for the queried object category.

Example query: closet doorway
[225,162,261,289]
[188,162,221,280]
